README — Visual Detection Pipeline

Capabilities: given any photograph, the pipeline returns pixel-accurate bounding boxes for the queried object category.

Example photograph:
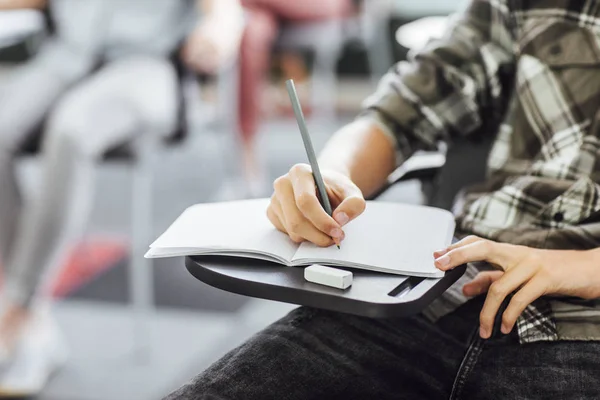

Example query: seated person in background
[237,0,353,193]
[167,0,600,398]
[0,0,242,392]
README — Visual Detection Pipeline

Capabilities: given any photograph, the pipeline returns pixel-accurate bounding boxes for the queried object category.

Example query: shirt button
[549,43,562,56]
[553,212,564,223]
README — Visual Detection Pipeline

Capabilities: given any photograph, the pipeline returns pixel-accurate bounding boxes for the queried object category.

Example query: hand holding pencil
[265,80,366,248]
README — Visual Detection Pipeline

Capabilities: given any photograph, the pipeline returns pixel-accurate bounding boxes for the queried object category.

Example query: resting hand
[267,164,366,247]
[181,18,241,74]
[433,236,600,338]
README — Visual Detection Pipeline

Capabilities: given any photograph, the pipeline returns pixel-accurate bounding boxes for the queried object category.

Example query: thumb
[463,271,504,297]
[333,194,366,227]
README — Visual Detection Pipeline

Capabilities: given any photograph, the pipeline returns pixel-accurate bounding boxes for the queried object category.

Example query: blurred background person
[238,0,353,194]
[0,0,242,395]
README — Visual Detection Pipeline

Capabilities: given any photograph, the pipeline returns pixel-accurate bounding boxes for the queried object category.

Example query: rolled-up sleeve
[360,0,515,167]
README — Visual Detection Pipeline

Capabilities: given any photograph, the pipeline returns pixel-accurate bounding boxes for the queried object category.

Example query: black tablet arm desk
[186,150,467,318]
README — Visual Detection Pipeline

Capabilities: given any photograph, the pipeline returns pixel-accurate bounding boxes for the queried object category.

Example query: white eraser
[304,264,353,290]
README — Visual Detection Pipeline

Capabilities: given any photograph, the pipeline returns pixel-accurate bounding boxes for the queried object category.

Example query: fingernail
[433,248,448,257]
[479,326,489,339]
[335,212,349,226]
[501,323,510,334]
[435,254,450,268]
[330,228,343,239]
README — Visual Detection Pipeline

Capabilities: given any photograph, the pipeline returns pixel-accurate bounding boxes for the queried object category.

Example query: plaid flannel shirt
[361,0,600,343]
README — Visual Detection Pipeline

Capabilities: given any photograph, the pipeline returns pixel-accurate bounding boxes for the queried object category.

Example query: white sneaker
[0,313,68,398]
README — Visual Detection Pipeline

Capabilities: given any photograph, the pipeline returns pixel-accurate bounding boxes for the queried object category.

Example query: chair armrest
[367,151,446,200]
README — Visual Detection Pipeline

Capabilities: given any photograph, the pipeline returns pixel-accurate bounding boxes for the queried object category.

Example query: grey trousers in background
[0,40,178,307]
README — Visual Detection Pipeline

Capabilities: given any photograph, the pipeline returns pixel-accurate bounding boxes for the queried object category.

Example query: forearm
[587,247,600,262]
[319,119,396,198]
[0,0,46,9]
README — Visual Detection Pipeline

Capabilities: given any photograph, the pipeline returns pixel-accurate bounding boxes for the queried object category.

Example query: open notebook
[146,199,456,278]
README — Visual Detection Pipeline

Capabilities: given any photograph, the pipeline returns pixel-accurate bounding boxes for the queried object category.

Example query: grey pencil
[285,79,340,249]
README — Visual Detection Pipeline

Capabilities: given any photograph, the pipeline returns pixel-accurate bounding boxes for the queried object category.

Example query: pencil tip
[337,245,341,250]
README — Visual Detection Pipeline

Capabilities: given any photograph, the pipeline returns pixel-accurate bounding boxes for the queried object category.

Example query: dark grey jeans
[166,296,600,399]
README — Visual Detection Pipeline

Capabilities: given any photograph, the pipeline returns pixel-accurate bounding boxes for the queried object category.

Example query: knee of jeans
[285,306,336,327]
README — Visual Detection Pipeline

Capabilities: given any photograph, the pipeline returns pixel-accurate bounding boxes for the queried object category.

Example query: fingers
[269,164,366,247]
[500,278,546,335]
[437,238,546,339]
[333,194,366,227]
[478,263,538,339]
[288,164,342,241]
[289,164,367,228]
[325,171,365,226]
[462,271,504,297]
[433,235,480,258]
[181,32,221,74]
[266,196,286,234]
[434,239,497,271]
[434,237,522,272]
[273,172,336,247]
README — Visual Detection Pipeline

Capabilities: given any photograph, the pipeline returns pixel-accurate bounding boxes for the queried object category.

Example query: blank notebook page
[292,202,455,277]
[149,199,298,260]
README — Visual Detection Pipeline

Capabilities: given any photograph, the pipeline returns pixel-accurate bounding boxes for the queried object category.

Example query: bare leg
[238,7,279,194]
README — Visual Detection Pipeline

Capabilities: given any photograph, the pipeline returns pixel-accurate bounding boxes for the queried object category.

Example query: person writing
[168,0,600,398]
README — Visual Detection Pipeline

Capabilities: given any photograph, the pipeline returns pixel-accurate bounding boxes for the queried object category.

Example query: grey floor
[11,83,423,400]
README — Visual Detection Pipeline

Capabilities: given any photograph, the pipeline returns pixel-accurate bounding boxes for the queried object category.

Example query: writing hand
[267,163,365,247]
